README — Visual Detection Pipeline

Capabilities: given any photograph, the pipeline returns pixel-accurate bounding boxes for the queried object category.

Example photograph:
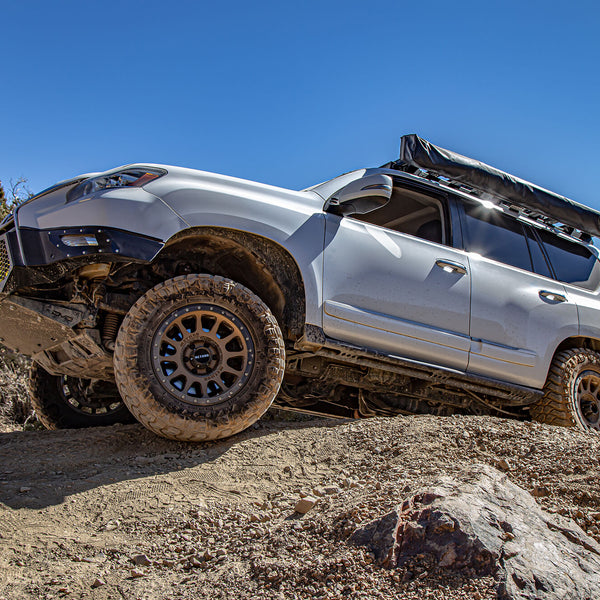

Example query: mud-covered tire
[531,348,600,431]
[113,275,285,442]
[29,363,134,429]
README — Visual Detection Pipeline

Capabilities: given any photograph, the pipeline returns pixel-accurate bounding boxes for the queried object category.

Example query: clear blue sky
[1,0,599,208]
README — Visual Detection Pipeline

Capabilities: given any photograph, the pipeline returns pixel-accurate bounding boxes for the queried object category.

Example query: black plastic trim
[17,226,163,266]
[0,227,164,292]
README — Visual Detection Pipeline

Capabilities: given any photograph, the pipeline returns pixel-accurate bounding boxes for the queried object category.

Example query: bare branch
[8,177,33,204]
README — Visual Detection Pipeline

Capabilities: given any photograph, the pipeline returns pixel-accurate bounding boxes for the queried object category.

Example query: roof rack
[383,134,600,241]
[394,165,593,243]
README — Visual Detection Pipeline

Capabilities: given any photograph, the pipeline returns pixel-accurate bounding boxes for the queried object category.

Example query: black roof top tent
[385,134,600,239]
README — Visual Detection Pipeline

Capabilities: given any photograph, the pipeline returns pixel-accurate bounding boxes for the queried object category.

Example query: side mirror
[325,174,393,217]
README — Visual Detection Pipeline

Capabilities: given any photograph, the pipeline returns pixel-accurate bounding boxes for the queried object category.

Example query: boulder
[351,464,600,599]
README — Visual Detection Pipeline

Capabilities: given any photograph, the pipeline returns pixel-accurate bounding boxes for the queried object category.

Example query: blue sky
[1,1,599,208]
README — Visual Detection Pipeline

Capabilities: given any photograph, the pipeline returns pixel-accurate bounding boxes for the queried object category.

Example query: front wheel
[29,363,134,429]
[531,348,600,431]
[113,275,285,441]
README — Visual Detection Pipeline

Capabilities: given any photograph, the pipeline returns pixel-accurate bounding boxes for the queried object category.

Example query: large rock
[351,464,600,599]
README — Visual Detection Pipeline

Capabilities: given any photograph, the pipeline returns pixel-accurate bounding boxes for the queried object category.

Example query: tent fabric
[393,134,600,238]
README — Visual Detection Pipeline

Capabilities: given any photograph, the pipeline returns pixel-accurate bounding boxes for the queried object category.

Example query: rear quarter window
[537,229,600,289]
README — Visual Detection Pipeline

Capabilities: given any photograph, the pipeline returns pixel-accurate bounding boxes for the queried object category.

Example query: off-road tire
[29,362,134,429]
[531,348,600,430]
[113,275,285,442]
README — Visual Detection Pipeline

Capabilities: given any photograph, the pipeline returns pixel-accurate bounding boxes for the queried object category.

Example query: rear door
[321,180,471,370]
[459,200,578,388]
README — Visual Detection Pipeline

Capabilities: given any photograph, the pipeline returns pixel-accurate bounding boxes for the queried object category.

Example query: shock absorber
[102,312,121,352]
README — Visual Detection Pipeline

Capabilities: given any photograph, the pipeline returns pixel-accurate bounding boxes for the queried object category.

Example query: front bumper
[0,225,163,293]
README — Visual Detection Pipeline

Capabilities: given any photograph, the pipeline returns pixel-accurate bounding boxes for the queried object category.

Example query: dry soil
[1,413,599,600]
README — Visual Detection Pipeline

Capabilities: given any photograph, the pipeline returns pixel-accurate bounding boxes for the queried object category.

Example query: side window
[462,202,532,271]
[353,185,447,245]
[536,229,600,289]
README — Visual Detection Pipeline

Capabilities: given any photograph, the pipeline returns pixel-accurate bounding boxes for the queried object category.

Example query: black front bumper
[0,225,163,293]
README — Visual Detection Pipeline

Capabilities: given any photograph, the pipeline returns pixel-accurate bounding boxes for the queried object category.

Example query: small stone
[104,520,120,531]
[130,568,144,578]
[496,458,511,471]
[313,487,326,497]
[324,486,342,495]
[591,513,600,522]
[91,578,106,588]
[295,496,318,514]
[531,485,550,497]
[19,487,31,493]
[132,554,151,566]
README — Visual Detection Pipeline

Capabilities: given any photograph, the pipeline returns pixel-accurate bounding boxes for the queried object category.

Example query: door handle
[539,290,567,303]
[435,259,467,275]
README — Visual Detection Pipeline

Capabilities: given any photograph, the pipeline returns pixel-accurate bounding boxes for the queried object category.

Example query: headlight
[66,168,166,203]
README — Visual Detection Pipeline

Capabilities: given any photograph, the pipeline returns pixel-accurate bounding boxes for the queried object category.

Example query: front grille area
[0,239,11,281]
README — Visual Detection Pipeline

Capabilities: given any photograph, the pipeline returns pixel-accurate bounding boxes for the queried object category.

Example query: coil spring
[102,313,121,351]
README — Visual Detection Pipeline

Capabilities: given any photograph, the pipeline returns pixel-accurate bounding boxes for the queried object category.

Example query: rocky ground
[0,413,599,600]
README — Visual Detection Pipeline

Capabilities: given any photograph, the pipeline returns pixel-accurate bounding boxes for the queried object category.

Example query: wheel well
[555,336,600,355]
[152,228,306,340]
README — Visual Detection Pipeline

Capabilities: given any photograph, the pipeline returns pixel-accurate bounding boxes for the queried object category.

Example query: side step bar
[295,325,541,405]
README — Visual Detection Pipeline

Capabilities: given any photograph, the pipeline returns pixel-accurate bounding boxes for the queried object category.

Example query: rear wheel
[531,349,600,430]
[113,274,285,441]
[29,363,134,429]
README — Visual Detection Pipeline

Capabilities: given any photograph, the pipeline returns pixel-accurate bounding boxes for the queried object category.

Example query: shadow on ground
[0,417,344,510]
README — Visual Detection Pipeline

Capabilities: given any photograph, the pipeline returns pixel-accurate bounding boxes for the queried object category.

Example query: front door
[321,182,471,370]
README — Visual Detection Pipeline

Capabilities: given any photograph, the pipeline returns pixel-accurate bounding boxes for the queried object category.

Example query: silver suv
[1,134,599,441]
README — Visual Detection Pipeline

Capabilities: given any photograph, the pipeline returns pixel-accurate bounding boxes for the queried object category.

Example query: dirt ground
[1,413,599,600]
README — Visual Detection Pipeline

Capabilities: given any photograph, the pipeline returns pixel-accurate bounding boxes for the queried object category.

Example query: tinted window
[537,229,598,288]
[462,203,532,271]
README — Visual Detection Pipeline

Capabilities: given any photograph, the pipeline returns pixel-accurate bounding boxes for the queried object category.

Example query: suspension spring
[102,312,121,352]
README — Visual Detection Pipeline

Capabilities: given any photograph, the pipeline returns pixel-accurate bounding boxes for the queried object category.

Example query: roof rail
[384,134,600,240]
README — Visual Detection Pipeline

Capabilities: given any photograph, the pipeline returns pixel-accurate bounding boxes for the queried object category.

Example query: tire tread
[113,275,285,442]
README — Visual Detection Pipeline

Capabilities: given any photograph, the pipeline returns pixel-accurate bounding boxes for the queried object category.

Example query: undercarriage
[275,352,531,421]
[0,254,540,427]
